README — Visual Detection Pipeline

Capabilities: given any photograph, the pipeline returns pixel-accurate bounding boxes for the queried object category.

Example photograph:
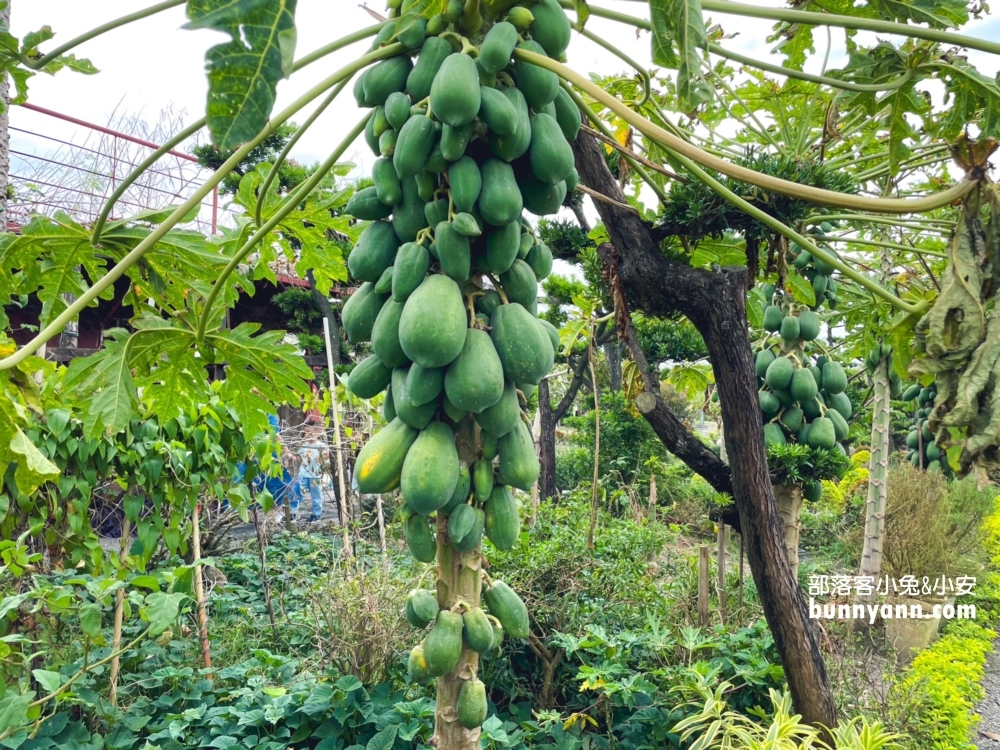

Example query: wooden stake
[717,524,727,621]
[252,505,279,641]
[192,502,212,670]
[284,501,292,532]
[376,494,387,554]
[739,532,745,615]
[647,474,657,522]
[324,317,351,557]
[108,517,130,707]
[698,546,710,626]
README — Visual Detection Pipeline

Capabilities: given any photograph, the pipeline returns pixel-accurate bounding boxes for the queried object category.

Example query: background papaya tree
[0,0,998,743]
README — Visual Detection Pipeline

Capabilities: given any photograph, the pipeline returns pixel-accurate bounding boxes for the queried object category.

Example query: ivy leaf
[186,0,299,149]
[786,271,817,307]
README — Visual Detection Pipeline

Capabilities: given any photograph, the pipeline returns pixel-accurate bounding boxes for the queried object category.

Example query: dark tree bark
[306,270,341,365]
[538,353,589,501]
[604,341,622,392]
[572,133,837,731]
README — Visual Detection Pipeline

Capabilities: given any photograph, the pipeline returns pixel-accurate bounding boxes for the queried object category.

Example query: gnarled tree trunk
[537,352,589,501]
[572,132,837,731]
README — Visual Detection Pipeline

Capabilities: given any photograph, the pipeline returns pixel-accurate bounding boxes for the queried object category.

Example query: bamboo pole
[323,317,351,556]
[192,503,212,670]
[108,517,130,707]
[717,524,727,621]
[698,546,710,626]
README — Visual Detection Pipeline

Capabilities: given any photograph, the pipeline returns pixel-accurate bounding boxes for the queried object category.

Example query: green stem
[0,42,405,373]
[290,22,388,70]
[709,43,917,93]
[577,27,650,107]
[562,84,670,204]
[254,79,350,227]
[856,152,952,181]
[91,118,206,244]
[805,213,955,229]
[705,66,782,152]
[515,48,978,213]
[812,234,947,257]
[198,114,369,341]
[578,0,1000,57]
[22,0,185,70]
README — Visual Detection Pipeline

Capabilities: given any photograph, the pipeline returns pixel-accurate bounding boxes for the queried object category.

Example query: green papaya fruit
[364,110,381,155]
[483,580,529,639]
[349,220,398,283]
[453,508,485,551]
[501,259,539,312]
[442,395,467,422]
[804,480,823,503]
[797,422,812,444]
[440,461,471,514]
[473,458,495,502]
[445,329,506,413]
[407,643,432,683]
[479,84,519,135]
[513,40,558,109]
[371,299,409,369]
[827,409,849,441]
[790,368,819,403]
[763,423,786,446]
[476,289,503,318]
[448,502,476,544]
[821,361,847,394]
[487,87,532,161]
[486,221,521,274]
[565,167,579,194]
[479,158,524,226]
[415,170,436,202]
[452,212,481,237]
[401,421,461,514]
[476,380,521,437]
[400,274,468,368]
[779,406,804,433]
[827,391,852,420]
[457,678,488,729]
[759,390,781,418]
[793,251,812,270]
[441,121,475,161]
[392,242,431,303]
[762,305,782,332]
[346,185,393,220]
[424,611,464,676]
[812,273,829,297]
[349,354,393,399]
[773,388,795,408]
[552,86,581,140]
[436,221,472,281]
[379,128,398,158]
[485,484,520,550]
[926,441,941,461]
[430,53,482,127]
[355,68,375,107]
[383,385,397,422]
[798,310,820,341]
[394,115,436,180]
[462,608,494,654]
[407,36,453,100]
[364,55,412,106]
[491,303,554,385]
[807,417,836,449]
[479,21,519,74]
[902,384,920,402]
[755,350,776,378]
[404,511,437,562]
[372,157,403,206]
[391,366,438,430]
[392,177,429,242]
[779,315,800,341]
[385,91,411,131]
[375,266,395,295]
[507,5,534,31]
[402,363,441,407]
[396,13,426,49]
[481,429,499,460]
[449,156,483,213]
[519,173,566,216]
[528,113,574,184]
[408,589,440,624]
[765,357,793,391]
[537,318,560,352]
[529,0,572,57]
[497,419,539,491]
[342,282,388,344]
[526,242,553,281]
[370,19,397,51]
[927,459,942,473]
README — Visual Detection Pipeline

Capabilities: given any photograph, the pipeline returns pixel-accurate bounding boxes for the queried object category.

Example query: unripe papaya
[430,53,482,127]
[476,380,521,437]
[441,461,471,514]
[449,156,483,213]
[500,259,539,312]
[463,608,494,653]
[448,502,477,544]
[441,121,475,161]
[763,423,786,446]
[453,507,485,551]
[407,643,432,684]
[435,221,472,281]
[807,416,836,450]
[383,385,397,422]
[452,212,481,237]
[779,406,804,433]
[400,275,468,368]
[821,361,847,394]
[538,318,560,352]
[902,384,921,402]
[457,678,488,729]
[507,5,534,32]
[762,305,782,332]
[479,159,524,226]
[513,40,558,109]
[476,289,503,318]
[483,580,529,639]
[790,368,818,404]
[364,55,412,106]
[370,20,397,51]
[485,484,520,550]
[407,362,445,406]
[404,510,438,562]
[490,303,554,385]
[349,220,399,283]
[487,87,532,161]
[370,299,408,369]
[764,357,793,391]
[342,282,388,344]
[479,21,519,74]
[384,91,411,131]
[552,86,581,141]
[424,611,464,676]
[479,85,519,135]
[827,391,852,420]
[759,391,780,419]
[827,408,849,440]
[445,329,505,413]
[346,186,393,221]
[442,395,467,423]
[473,458,495,502]
[804,480,823,503]
[347,350,393,400]
[526,242,553,281]
[401,422,461,514]
[407,36,452,100]
[396,14,426,49]
[375,266,394,295]
[392,177,430,243]
[391,366,437,430]
[372,157,403,206]
[497,419,539,491]
[519,173,567,216]
[394,115,436,180]
[408,589,440,624]
[755,349,775,378]
[486,221,521,274]
[392,242,430,303]
[529,113,575,184]
[779,315,800,341]
[529,0,572,57]
[798,310,821,341]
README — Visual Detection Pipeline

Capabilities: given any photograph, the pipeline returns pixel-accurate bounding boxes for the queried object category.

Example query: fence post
[717,524,727,622]
[698,545,710,627]
[324,318,351,556]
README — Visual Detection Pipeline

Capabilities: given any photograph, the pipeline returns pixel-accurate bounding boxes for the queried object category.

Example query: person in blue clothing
[237,413,302,512]
[296,421,328,523]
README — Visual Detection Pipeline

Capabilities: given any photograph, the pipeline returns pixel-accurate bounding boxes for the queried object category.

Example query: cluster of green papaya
[901,380,951,475]
[757,290,852,499]
[787,223,841,311]
[863,341,904,398]
[343,0,576,732]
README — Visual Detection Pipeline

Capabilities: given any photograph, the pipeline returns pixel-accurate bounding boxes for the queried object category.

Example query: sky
[10,1,1000,229]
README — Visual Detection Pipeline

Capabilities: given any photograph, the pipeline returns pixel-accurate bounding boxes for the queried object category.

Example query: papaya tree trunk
[433,419,482,750]
[572,131,837,732]
[859,356,891,589]
[774,484,803,580]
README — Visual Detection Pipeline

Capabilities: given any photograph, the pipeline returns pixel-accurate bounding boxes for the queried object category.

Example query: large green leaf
[64,330,140,437]
[649,0,711,112]
[881,82,924,175]
[186,0,299,149]
[937,60,1000,140]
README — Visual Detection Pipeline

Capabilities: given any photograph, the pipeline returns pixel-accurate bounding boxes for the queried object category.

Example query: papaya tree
[2,0,1000,745]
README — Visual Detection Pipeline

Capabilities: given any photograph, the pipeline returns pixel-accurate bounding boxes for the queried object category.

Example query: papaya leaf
[186,0,298,149]
[650,0,710,111]
[648,0,678,68]
[937,60,1000,140]
[786,271,817,308]
[869,0,966,27]
[881,82,925,175]
[64,331,141,437]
